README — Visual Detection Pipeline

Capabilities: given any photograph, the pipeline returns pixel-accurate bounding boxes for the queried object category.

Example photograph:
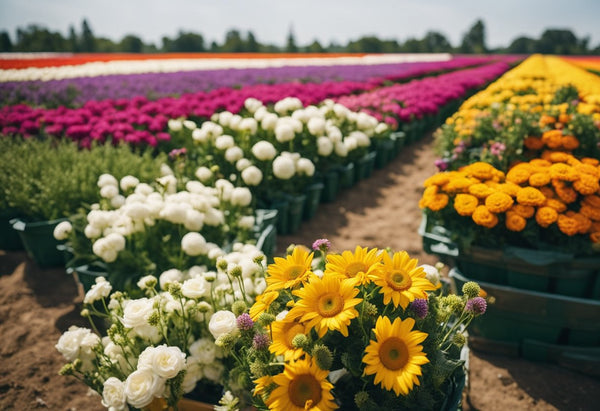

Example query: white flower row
[0,53,452,82]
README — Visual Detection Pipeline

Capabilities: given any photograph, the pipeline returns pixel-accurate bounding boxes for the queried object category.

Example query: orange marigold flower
[506,164,532,184]
[453,193,479,216]
[529,172,551,187]
[423,173,451,187]
[485,191,514,213]
[506,212,527,232]
[443,176,477,193]
[542,151,570,163]
[581,157,600,166]
[468,183,495,199]
[580,204,600,221]
[422,185,438,198]
[549,163,579,181]
[523,136,545,150]
[496,182,523,198]
[516,186,546,206]
[573,174,600,195]
[463,162,497,180]
[535,207,558,228]
[544,198,567,212]
[591,232,600,243]
[558,113,571,124]
[575,163,600,178]
[539,186,555,198]
[510,204,535,218]
[426,193,449,211]
[541,129,564,149]
[552,180,578,203]
[584,194,600,208]
[472,205,499,228]
[529,159,552,168]
[539,115,556,127]
[557,214,580,236]
[561,135,580,150]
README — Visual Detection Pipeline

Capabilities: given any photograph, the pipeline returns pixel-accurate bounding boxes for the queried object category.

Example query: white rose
[229,114,242,130]
[420,264,441,287]
[55,326,93,362]
[120,175,139,191]
[53,220,72,241]
[137,275,158,290]
[296,158,315,177]
[317,136,334,156]
[105,232,126,251]
[344,135,358,152]
[239,118,258,134]
[183,120,197,130]
[182,362,203,394]
[100,184,119,199]
[192,128,208,143]
[98,174,118,188]
[261,113,278,130]
[231,187,252,207]
[274,123,295,143]
[84,276,112,304]
[189,338,217,364]
[168,119,183,131]
[250,141,276,161]
[124,369,165,409]
[215,135,234,150]
[195,166,213,182]
[272,156,295,180]
[241,166,263,186]
[203,361,224,383]
[208,310,237,339]
[138,345,186,379]
[181,277,210,299]
[375,122,388,134]
[327,126,343,142]
[224,146,244,163]
[244,97,263,113]
[101,377,127,411]
[84,224,102,239]
[181,232,207,256]
[253,106,268,121]
[307,117,326,135]
[159,269,184,290]
[350,130,371,147]
[238,216,255,229]
[122,298,154,329]
[335,141,348,157]
[92,237,118,263]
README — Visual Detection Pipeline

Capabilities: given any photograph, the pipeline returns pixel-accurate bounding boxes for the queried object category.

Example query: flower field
[1,52,599,411]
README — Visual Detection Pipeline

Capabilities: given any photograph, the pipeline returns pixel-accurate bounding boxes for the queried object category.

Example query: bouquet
[218,241,487,410]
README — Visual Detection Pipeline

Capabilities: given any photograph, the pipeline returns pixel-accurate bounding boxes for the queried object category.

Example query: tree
[14,25,66,51]
[507,36,537,54]
[305,40,325,53]
[286,26,297,53]
[0,31,12,52]
[422,31,452,52]
[460,19,487,54]
[80,19,96,52]
[68,25,79,52]
[222,29,245,52]
[246,31,259,52]
[537,29,581,54]
[119,34,144,53]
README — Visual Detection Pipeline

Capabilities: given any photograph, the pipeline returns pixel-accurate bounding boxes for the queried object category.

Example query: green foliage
[0,137,166,220]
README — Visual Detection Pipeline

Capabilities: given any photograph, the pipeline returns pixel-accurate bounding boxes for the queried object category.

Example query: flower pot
[354,152,376,182]
[10,217,68,267]
[255,223,277,259]
[0,210,24,251]
[303,182,324,221]
[338,162,355,189]
[391,131,406,157]
[72,263,108,294]
[320,170,340,203]
[270,198,290,236]
[286,193,307,234]
[374,139,395,169]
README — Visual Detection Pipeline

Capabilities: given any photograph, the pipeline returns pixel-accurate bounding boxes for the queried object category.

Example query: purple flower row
[0,56,496,108]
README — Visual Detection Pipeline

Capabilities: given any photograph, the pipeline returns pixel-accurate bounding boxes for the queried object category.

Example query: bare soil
[1,133,598,410]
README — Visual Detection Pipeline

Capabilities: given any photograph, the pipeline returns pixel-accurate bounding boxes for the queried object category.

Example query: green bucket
[11,217,68,268]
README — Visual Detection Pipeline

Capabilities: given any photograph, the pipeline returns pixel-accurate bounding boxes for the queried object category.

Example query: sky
[0,0,599,50]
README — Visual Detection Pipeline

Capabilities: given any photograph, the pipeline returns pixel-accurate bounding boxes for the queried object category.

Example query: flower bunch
[217,242,486,410]
[420,158,600,254]
[57,243,268,410]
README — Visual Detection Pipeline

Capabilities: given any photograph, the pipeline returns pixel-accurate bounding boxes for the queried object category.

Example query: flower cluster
[217,243,486,410]
[57,243,267,410]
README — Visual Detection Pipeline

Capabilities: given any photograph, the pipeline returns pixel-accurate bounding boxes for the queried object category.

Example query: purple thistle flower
[312,238,331,252]
[465,297,487,316]
[252,333,270,350]
[236,313,254,331]
[410,298,429,319]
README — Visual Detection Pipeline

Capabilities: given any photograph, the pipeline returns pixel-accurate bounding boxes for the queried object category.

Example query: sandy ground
[0,133,598,410]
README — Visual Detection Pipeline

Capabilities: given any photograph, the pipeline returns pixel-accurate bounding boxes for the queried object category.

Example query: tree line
[0,19,597,55]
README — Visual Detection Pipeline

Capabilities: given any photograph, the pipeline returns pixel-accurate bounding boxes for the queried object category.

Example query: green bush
[0,137,167,221]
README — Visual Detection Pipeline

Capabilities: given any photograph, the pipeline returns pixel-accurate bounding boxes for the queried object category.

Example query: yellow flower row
[420,157,600,242]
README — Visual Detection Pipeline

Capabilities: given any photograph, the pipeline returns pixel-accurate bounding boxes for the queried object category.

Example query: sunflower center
[288,374,322,409]
[317,292,344,317]
[346,262,367,278]
[285,323,306,348]
[388,269,412,291]
[379,337,409,370]
[286,265,305,280]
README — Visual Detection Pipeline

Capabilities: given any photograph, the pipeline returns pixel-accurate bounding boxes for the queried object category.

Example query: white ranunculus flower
[182,362,203,394]
[375,122,389,134]
[195,166,213,182]
[204,208,224,226]
[307,117,326,136]
[238,216,255,229]
[228,114,242,130]
[124,369,165,409]
[253,106,268,121]
[160,164,174,177]
[189,338,217,364]
[137,275,158,290]
[224,146,244,163]
[105,232,126,251]
[215,135,234,150]
[135,183,154,196]
[192,128,209,143]
[168,119,183,131]
[181,232,207,256]
[241,166,263,186]
[101,377,127,410]
[184,209,204,232]
[185,181,205,194]
[159,269,184,290]
[84,277,113,304]
[138,345,186,379]
[420,264,441,288]
[183,120,197,130]
[239,118,258,134]
[92,237,118,263]
[350,130,371,147]
[251,141,277,161]
[272,156,295,180]
[160,202,189,225]
[317,136,334,156]
[55,326,94,362]
[260,113,278,130]
[231,187,252,207]
[274,123,295,143]
[208,310,237,339]
[157,175,177,194]
[100,184,119,199]
[98,174,118,188]
[110,194,126,209]
[235,158,251,171]
[120,175,140,191]
[182,276,210,299]
[335,141,348,157]
[84,224,102,239]
[327,126,343,142]
[124,203,151,220]
[217,111,233,127]
[122,298,154,329]
[53,220,72,241]
[244,97,263,113]
[296,158,315,177]
[344,135,358,151]
[203,361,225,383]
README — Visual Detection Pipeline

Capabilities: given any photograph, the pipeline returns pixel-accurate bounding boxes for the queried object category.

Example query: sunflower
[325,245,382,285]
[269,317,310,360]
[370,251,437,309]
[268,357,336,411]
[363,316,429,396]
[266,247,314,292]
[250,290,280,321]
[288,276,361,338]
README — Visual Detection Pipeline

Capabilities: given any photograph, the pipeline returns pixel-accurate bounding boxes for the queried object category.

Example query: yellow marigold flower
[506,164,532,184]
[561,135,580,150]
[443,177,477,193]
[453,193,479,216]
[535,207,558,228]
[567,211,592,234]
[523,136,545,150]
[542,151,570,163]
[581,157,600,166]
[485,192,514,213]
[424,193,449,211]
[510,204,535,218]
[573,173,600,195]
[580,204,600,221]
[496,182,522,198]
[516,187,546,206]
[529,159,552,168]
[584,194,600,208]
[423,173,451,187]
[541,129,564,149]
[468,183,495,199]
[549,163,579,181]
[575,163,600,178]
[472,205,499,228]
[552,180,578,203]
[557,214,579,236]
[422,185,438,198]
[506,212,527,232]
[529,172,551,187]
[463,162,496,180]
[544,198,567,213]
